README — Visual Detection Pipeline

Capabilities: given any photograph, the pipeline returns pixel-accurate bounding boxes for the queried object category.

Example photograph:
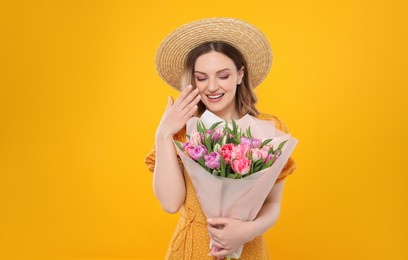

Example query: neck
[211,109,240,122]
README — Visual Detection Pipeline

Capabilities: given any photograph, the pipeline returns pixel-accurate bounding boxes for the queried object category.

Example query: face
[194,51,244,120]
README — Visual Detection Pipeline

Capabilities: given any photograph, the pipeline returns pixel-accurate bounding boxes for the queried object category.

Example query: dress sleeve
[260,113,297,183]
[144,127,186,173]
[144,143,157,173]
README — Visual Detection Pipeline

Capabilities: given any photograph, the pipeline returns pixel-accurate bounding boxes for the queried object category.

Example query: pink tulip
[265,150,281,164]
[251,148,268,161]
[212,129,224,142]
[231,156,251,175]
[231,144,250,160]
[261,144,271,153]
[204,152,221,169]
[220,143,234,164]
[264,153,273,163]
[189,132,202,146]
[240,136,252,147]
[187,145,208,161]
[200,129,224,143]
[250,138,262,149]
[240,136,262,148]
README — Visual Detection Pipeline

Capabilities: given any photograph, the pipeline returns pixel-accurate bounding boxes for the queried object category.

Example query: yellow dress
[144,112,297,260]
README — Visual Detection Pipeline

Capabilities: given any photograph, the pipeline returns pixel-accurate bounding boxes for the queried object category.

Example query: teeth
[208,94,223,99]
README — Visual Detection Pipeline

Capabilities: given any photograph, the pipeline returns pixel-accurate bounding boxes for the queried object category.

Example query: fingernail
[207,219,212,222]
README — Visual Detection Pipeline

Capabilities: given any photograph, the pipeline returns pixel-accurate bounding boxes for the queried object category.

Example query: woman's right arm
[153,85,201,214]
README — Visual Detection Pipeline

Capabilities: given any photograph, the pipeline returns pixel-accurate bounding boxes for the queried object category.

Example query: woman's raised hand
[156,84,201,139]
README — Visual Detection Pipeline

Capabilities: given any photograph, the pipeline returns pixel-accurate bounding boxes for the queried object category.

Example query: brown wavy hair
[181,41,259,118]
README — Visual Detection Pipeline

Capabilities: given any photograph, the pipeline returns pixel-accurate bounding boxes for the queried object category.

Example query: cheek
[220,77,237,89]
[222,78,238,91]
[194,79,205,87]
[195,84,205,93]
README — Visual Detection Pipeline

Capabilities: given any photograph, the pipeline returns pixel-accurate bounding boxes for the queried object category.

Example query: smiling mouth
[207,93,225,99]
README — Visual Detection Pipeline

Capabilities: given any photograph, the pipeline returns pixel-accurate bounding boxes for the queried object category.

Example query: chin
[204,104,224,112]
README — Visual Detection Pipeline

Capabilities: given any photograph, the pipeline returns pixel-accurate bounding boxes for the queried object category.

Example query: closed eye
[196,77,207,82]
[219,76,229,80]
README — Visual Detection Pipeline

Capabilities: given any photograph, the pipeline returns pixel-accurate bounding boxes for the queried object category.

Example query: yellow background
[1,0,407,259]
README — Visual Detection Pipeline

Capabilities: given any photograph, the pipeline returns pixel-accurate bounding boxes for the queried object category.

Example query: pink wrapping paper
[174,110,298,259]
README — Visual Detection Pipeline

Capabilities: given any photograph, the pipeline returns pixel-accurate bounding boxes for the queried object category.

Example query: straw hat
[155,17,273,92]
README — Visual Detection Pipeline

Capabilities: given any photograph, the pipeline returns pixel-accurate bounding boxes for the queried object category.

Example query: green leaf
[175,141,183,151]
[209,131,215,145]
[254,164,263,172]
[197,120,202,133]
[246,127,251,139]
[226,128,233,135]
[205,137,212,153]
[197,158,205,166]
[261,155,276,170]
[247,126,252,138]
[210,121,223,130]
[186,134,191,140]
[220,157,226,177]
[198,158,211,172]
[232,119,237,134]
[253,159,264,167]
[227,173,240,179]
[260,139,272,148]
[276,140,288,151]
[201,121,207,132]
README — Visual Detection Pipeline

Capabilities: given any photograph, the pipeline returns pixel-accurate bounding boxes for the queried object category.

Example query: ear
[237,66,244,85]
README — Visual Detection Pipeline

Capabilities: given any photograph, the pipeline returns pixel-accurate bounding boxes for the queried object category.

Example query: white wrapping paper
[174,110,298,259]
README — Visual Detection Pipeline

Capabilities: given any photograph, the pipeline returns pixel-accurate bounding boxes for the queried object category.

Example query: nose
[207,78,219,92]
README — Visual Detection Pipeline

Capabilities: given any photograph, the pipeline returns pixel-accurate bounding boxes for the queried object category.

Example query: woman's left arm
[247,179,284,238]
[207,180,285,257]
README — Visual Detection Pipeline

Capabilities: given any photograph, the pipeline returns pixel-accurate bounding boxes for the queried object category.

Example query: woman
[145,17,297,259]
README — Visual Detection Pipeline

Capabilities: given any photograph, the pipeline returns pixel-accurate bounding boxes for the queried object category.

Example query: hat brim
[155,17,273,92]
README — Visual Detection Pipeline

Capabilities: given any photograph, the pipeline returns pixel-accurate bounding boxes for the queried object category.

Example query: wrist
[247,220,261,242]
[155,131,173,142]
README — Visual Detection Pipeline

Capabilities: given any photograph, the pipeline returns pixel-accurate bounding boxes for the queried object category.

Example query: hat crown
[156,17,273,91]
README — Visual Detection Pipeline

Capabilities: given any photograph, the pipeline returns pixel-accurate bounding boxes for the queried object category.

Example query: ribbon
[171,206,207,260]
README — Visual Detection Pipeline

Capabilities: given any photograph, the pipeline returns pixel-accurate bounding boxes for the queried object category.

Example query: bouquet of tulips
[173,110,298,259]
[175,116,288,179]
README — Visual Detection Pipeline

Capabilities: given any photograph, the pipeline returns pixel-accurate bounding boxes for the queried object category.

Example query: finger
[209,244,225,259]
[179,87,200,111]
[209,248,230,258]
[166,96,173,110]
[181,94,200,118]
[182,104,198,120]
[210,238,225,249]
[207,224,222,237]
[207,226,226,247]
[174,84,193,107]
[210,244,223,253]
[207,218,229,227]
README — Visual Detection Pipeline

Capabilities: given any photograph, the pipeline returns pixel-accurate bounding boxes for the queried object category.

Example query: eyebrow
[194,68,232,74]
